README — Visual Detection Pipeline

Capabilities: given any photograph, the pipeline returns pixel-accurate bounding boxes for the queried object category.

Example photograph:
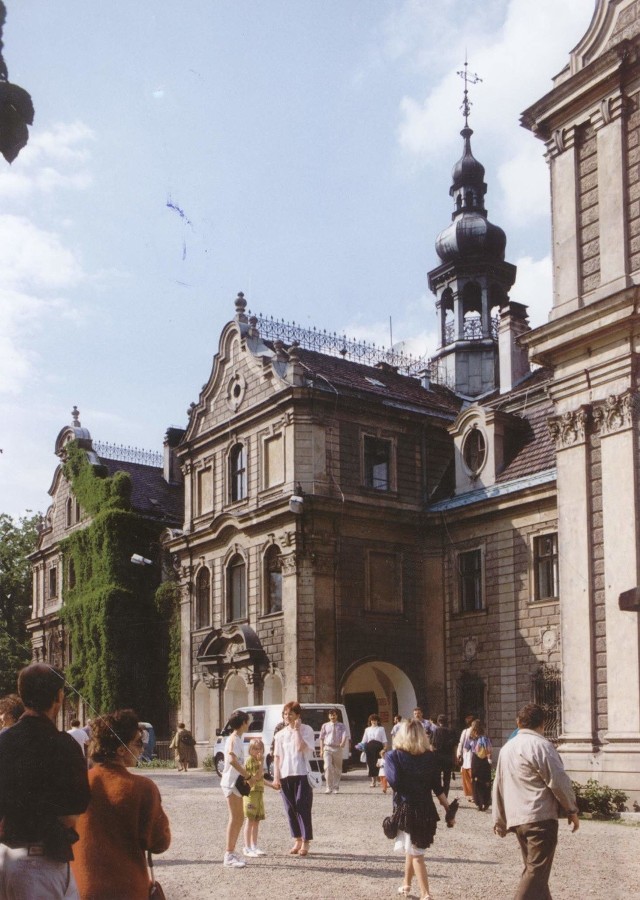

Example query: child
[243,739,277,857]
[377,749,388,794]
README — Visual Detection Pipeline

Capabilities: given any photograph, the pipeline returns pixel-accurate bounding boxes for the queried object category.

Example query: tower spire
[457,56,482,127]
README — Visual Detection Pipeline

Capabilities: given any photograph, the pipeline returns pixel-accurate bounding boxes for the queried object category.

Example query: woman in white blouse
[272,701,316,856]
[361,713,388,788]
[220,710,258,868]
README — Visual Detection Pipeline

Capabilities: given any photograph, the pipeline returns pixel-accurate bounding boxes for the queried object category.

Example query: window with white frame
[457,549,483,612]
[533,533,558,601]
[363,435,393,491]
[229,444,247,502]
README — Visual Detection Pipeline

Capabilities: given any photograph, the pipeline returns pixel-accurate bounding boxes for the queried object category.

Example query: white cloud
[511,255,552,327]
[396,0,594,177]
[0,121,94,203]
[343,292,439,362]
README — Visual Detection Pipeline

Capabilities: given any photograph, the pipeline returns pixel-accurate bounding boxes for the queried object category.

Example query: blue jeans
[0,845,78,899]
[280,775,314,841]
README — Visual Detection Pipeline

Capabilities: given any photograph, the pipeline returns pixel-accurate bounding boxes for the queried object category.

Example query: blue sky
[0,0,595,518]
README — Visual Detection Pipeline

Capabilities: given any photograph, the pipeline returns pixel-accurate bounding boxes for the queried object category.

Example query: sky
[0,0,596,519]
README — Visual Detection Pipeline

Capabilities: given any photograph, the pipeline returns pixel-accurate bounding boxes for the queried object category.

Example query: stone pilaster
[546,126,579,314]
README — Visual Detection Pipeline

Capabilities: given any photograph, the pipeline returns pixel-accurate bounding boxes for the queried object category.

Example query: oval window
[463,428,486,474]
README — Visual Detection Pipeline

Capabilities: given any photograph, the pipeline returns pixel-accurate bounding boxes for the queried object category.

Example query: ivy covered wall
[60,443,178,734]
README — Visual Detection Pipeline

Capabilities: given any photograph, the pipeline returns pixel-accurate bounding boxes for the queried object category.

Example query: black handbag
[235,774,251,796]
[382,813,399,840]
[147,851,166,900]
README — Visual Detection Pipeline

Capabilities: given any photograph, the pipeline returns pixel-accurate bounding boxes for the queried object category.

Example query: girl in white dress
[220,710,258,868]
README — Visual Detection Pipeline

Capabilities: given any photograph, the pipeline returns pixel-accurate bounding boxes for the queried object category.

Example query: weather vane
[457,57,482,127]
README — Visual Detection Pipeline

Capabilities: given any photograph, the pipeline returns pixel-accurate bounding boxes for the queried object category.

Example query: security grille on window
[534,533,558,601]
[532,665,562,741]
[195,567,211,629]
[458,549,483,612]
[227,555,246,621]
[229,444,247,502]
[364,436,391,490]
[265,546,282,614]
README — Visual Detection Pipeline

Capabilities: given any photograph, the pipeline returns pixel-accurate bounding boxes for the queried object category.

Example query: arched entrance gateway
[195,624,271,740]
[342,661,417,744]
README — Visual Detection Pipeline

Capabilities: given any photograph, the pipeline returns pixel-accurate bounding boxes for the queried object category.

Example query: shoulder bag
[147,851,166,900]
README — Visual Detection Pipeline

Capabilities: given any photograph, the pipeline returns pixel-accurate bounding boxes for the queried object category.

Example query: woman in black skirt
[465,719,493,811]
[360,713,387,787]
[385,719,456,900]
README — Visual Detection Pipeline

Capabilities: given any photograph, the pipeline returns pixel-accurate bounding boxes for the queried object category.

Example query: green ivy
[154,580,181,707]
[60,443,171,731]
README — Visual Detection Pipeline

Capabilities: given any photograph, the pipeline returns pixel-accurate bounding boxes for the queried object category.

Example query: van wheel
[215,754,225,777]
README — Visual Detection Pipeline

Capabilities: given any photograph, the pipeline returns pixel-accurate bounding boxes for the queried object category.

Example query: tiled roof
[496,402,556,483]
[100,458,183,524]
[295,348,463,419]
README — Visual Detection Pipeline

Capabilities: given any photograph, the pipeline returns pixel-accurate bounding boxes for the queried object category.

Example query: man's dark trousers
[514,818,558,899]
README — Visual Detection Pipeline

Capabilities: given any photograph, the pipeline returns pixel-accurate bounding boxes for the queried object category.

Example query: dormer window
[363,436,392,491]
[462,427,486,475]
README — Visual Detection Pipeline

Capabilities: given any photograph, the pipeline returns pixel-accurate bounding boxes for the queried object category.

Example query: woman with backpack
[170,722,195,772]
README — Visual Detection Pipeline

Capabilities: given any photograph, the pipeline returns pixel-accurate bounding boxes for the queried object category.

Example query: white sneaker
[242,847,258,857]
[253,847,267,856]
[325,788,331,794]
[332,789,339,794]
[223,852,246,868]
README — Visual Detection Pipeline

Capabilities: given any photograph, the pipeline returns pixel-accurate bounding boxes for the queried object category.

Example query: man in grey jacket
[492,703,579,900]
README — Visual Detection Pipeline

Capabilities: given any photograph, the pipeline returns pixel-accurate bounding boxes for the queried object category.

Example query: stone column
[593,93,628,287]
[548,408,597,765]
[546,127,579,315]
[595,391,640,784]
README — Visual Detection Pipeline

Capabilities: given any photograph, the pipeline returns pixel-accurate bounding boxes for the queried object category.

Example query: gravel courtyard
[144,767,638,900]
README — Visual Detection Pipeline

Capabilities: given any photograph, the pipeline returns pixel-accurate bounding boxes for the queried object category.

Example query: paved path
[143,768,638,899]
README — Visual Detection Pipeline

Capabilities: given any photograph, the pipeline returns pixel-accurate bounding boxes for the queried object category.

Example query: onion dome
[434,125,506,264]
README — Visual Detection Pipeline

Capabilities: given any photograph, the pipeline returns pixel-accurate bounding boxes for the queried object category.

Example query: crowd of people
[0,667,580,899]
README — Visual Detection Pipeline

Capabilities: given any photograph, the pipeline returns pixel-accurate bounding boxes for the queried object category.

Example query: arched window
[227,554,246,621]
[264,546,282,615]
[229,444,247,502]
[66,498,73,528]
[195,566,210,630]
[75,500,81,523]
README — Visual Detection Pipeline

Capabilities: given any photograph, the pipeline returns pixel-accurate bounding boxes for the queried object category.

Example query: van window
[301,708,341,733]
[247,711,265,733]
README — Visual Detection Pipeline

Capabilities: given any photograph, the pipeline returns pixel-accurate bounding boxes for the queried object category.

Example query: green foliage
[138,758,176,770]
[0,512,41,694]
[201,755,215,771]
[154,580,181,707]
[60,444,170,728]
[572,779,628,818]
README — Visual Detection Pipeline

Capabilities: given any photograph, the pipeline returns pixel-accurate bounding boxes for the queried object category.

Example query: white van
[213,703,351,777]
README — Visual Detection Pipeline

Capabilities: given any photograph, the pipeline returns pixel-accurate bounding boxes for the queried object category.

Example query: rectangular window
[264,434,284,488]
[367,551,401,613]
[364,436,392,490]
[458,549,483,612]
[534,534,558,601]
[229,561,246,621]
[49,566,58,599]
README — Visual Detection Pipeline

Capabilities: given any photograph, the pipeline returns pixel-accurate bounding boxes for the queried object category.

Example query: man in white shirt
[492,703,579,899]
[67,719,89,756]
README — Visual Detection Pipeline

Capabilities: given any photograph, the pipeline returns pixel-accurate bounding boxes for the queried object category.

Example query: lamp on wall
[131,554,153,566]
[288,495,304,515]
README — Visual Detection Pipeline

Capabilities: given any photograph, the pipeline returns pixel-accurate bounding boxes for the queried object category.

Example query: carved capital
[547,406,590,449]
[592,391,633,435]
[281,553,298,575]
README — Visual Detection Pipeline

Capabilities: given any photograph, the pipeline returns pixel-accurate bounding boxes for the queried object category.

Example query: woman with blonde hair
[385,719,456,900]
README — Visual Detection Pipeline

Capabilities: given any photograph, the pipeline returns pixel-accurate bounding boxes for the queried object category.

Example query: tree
[0,512,41,694]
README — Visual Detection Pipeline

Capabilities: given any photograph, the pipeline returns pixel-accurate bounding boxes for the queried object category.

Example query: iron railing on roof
[94,441,163,468]
[443,315,499,346]
[249,311,434,378]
